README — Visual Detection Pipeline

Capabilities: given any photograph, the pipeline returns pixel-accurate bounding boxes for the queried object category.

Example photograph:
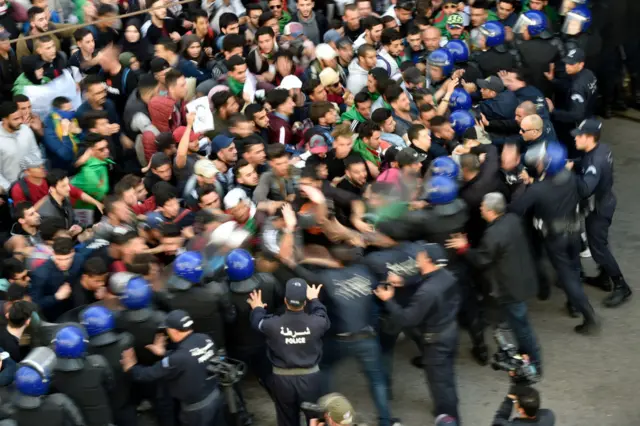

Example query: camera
[206,350,247,386]
[491,330,539,385]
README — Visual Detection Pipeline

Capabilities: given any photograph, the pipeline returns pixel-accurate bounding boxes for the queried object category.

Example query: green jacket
[521,3,560,26]
[12,74,51,96]
[71,156,114,209]
[339,105,367,124]
[279,11,292,34]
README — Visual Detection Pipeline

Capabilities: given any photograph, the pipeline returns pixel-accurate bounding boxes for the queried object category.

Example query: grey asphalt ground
[240,117,640,426]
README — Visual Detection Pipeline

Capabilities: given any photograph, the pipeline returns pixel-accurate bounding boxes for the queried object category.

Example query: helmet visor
[513,15,535,35]
[562,12,588,35]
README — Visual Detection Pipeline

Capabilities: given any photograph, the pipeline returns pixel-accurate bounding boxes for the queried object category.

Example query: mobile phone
[0,352,10,361]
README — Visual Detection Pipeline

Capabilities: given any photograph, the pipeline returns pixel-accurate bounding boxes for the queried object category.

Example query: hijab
[121,19,152,68]
[181,34,206,69]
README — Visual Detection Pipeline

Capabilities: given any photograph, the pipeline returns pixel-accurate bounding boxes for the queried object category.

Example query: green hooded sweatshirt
[12,74,51,96]
[71,156,115,209]
[339,105,367,125]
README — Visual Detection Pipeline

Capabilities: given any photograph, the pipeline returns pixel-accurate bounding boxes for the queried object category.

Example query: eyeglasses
[519,128,535,134]
[269,4,282,9]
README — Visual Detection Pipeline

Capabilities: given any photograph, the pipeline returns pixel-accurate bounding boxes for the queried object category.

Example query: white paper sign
[23,70,83,119]
[244,71,257,103]
[186,96,215,134]
[74,209,95,228]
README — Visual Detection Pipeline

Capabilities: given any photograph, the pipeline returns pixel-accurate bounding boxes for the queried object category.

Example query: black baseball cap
[396,147,427,166]
[383,146,400,164]
[150,57,171,73]
[285,278,307,308]
[570,118,602,137]
[476,76,504,92]
[163,310,194,331]
[418,242,449,266]
[563,47,585,65]
[403,67,424,85]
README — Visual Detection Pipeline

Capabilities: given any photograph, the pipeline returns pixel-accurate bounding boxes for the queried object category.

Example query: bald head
[515,101,537,124]
[520,114,543,142]
[423,26,442,51]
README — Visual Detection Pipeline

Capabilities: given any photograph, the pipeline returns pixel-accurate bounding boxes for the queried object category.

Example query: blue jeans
[502,301,541,370]
[321,336,392,426]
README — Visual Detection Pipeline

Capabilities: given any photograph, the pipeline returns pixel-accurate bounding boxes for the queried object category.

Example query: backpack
[8,179,32,218]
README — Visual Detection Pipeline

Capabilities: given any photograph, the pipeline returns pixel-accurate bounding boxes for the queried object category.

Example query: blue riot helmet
[445,40,469,63]
[16,366,50,397]
[53,326,87,372]
[17,347,57,399]
[225,249,255,282]
[120,276,153,322]
[477,21,505,48]
[449,88,472,111]
[514,10,547,38]
[427,49,454,82]
[524,141,567,176]
[81,306,118,346]
[425,176,458,205]
[563,6,591,35]
[449,110,475,136]
[430,156,460,180]
[108,271,136,296]
[168,251,204,290]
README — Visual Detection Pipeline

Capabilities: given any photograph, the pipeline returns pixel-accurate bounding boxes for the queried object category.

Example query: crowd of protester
[0,0,636,424]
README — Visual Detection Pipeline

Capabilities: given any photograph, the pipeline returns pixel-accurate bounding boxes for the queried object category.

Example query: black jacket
[492,397,555,425]
[462,213,538,303]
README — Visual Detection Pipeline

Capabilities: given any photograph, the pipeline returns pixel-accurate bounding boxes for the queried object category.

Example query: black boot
[565,301,580,318]
[601,103,613,119]
[469,321,488,366]
[604,276,632,308]
[574,309,601,335]
[584,270,613,292]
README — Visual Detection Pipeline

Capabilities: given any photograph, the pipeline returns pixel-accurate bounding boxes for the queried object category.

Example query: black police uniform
[383,266,461,420]
[159,280,235,348]
[509,169,599,332]
[377,198,488,361]
[87,331,137,426]
[550,68,598,157]
[250,299,331,426]
[514,35,564,98]
[575,142,632,303]
[51,355,116,426]
[471,45,521,79]
[11,393,85,426]
[130,332,225,426]
[225,272,283,389]
[115,309,175,426]
[291,262,393,426]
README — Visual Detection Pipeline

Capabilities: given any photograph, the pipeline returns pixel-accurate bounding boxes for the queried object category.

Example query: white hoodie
[346,59,370,95]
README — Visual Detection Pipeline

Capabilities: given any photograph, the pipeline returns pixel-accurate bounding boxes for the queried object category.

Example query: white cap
[278,75,303,91]
[224,188,250,209]
[194,159,218,179]
[315,43,337,60]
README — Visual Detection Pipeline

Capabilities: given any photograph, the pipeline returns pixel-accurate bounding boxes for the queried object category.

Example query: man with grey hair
[446,192,542,373]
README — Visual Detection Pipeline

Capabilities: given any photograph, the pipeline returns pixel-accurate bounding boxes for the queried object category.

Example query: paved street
[240,117,640,426]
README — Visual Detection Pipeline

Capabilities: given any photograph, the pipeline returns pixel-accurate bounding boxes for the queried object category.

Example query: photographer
[492,386,555,425]
[308,393,359,426]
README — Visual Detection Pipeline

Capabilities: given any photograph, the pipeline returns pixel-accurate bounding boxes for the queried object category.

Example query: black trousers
[544,233,594,320]
[422,322,460,422]
[270,371,322,426]
[585,213,622,278]
[180,390,226,426]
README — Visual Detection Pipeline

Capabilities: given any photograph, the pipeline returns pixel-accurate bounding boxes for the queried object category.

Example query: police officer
[571,119,632,307]
[445,40,483,85]
[247,278,330,426]
[223,249,282,390]
[377,176,489,365]
[121,310,226,426]
[546,48,598,158]
[116,276,174,426]
[561,5,602,74]
[51,326,115,426]
[471,21,521,78]
[373,243,461,422]
[81,306,136,426]
[162,251,235,347]
[509,142,601,334]
[11,347,85,426]
[426,49,454,92]
[513,10,564,99]
[286,253,395,426]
